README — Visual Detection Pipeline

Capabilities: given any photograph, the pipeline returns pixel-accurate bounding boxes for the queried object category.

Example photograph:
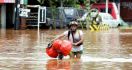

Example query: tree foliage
[36,0,99,7]
[37,0,77,7]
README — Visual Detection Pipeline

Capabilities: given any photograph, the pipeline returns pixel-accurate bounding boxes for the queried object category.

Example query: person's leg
[76,53,81,59]
[69,52,75,59]
[76,51,83,59]
[58,53,64,60]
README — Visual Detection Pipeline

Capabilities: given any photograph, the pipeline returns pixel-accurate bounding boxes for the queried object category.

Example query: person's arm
[51,31,68,42]
[52,33,65,41]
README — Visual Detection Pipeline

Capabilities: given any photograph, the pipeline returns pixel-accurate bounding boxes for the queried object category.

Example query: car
[62,7,83,27]
[45,7,68,28]
[118,18,128,27]
[99,13,120,27]
[47,7,82,28]
[99,13,128,28]
[78,12,122,28]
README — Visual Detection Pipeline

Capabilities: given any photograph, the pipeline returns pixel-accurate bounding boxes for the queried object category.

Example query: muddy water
[0,28,132,70]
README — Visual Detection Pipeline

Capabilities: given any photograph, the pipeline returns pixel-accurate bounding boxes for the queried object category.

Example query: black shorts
[71,51,83,55]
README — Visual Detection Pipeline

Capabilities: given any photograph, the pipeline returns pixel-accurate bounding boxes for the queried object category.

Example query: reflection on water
[0,28,132,70]
[46,59,83,70]
[46,59,71,70]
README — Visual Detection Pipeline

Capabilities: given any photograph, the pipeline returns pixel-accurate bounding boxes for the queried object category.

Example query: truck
[91,2,128,26]
[26,5,83,29]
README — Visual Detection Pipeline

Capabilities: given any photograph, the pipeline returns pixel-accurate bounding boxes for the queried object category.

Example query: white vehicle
[78,12,121,28]
[99,13,120,27]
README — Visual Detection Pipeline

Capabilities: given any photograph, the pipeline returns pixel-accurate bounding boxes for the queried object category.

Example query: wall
[0,5,1,28]
[120,0,132,22]
[0,0,15,3]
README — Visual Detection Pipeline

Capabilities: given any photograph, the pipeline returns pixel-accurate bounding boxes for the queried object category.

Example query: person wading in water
[52,21,84,59]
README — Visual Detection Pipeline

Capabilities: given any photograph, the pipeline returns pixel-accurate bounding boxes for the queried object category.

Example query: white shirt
[63,30,83,52]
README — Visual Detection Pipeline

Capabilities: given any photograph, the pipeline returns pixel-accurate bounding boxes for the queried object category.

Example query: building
[120,0,132,24]
[0,0,15,28]
[0,0,28,29]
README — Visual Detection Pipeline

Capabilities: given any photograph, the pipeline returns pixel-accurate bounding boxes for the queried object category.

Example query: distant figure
[52,21,84,59]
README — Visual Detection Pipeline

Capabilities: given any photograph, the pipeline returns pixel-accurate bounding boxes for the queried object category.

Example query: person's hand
[72,43,78,46]
[51,39,54,43]
[51,38,57,43]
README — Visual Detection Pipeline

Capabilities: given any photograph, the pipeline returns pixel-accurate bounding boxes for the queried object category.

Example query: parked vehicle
[99,13,120,27]
[26,6,85,28]
[78,11,122,28]
[91,2,119,20]
[47,7,83,28]
[62,7,86,27]
[45,7,68,28]
[26,6,68,28]
[119,18,129,27]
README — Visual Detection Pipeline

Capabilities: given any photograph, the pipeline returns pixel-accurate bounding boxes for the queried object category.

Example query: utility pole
[106,0,108,13]
[14,0,20,30]
[60,0,63,7]
[1,4,6,29]
[117,0,120,19]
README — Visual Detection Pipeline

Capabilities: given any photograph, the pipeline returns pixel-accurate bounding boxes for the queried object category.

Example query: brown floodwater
[0,28,132,70]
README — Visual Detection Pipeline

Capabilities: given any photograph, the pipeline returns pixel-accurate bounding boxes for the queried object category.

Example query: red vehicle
[91,2,120,21]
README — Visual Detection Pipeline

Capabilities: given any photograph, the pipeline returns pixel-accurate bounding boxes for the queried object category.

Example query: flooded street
[0,28,132,70]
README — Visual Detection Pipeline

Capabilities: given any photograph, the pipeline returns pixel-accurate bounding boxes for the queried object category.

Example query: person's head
[69,21,78,32]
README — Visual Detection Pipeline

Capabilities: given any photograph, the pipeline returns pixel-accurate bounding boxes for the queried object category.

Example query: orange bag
[52,39,62,50]
[46,39,72,58]
[60,40,72,56]
[46,47,58,58]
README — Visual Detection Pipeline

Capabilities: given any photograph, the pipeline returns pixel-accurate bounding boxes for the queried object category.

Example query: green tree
[37,0,99,7]
[36,0,78,7]
[37,0,45,5]
[36,0,98,29]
